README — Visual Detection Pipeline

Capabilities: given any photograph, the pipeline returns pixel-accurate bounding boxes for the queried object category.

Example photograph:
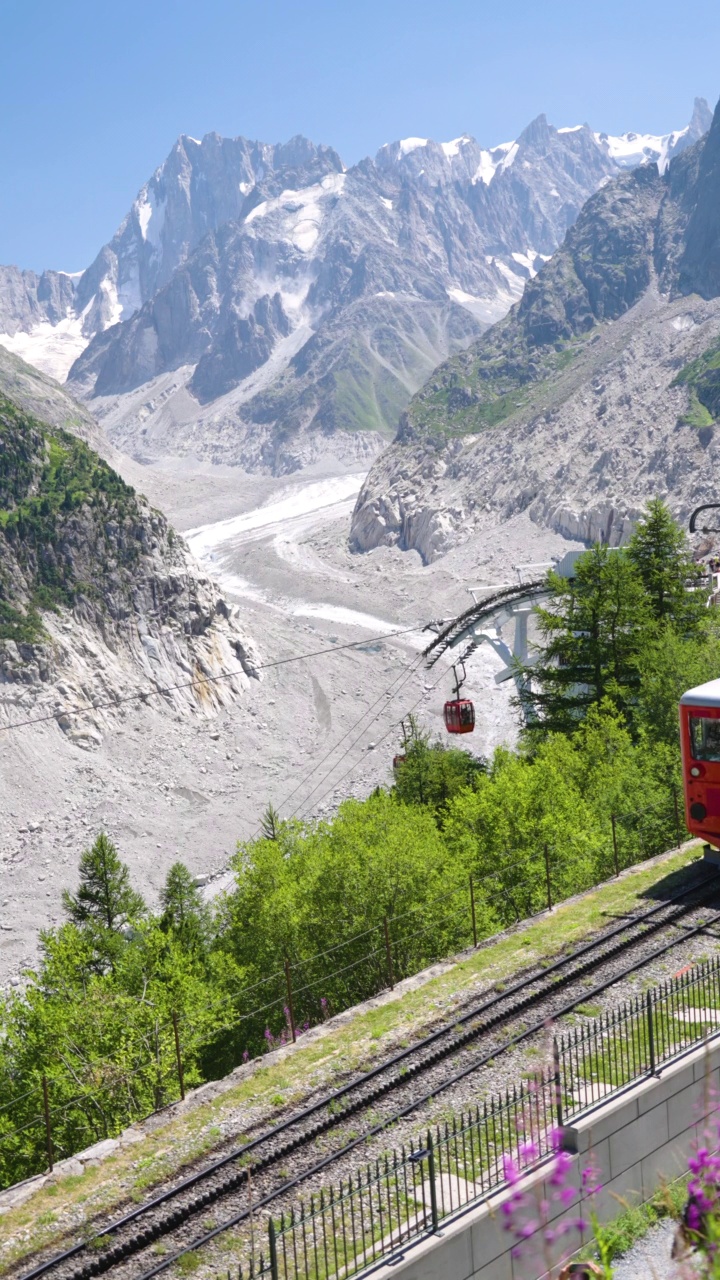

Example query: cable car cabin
[392,753,407,770]
[680,678,720,849]
[444,699,475,734]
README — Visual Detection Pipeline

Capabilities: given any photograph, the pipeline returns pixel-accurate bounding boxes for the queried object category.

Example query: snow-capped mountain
[350,97,720,564]
[0,99,711,473]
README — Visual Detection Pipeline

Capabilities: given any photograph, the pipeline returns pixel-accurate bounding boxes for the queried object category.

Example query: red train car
[680,679,720,849]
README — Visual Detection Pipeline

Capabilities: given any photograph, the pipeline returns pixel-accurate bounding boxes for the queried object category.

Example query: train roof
[680,678,720,707]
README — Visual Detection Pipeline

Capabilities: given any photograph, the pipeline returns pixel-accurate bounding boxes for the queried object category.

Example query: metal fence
[556,949,720,1112]
[271,1076,558,1280]
[221,952,720,1280]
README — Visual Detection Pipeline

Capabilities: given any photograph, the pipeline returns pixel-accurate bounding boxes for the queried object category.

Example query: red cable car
[443,661,475,735]
[443,699,475,734]
[680,679,720,849]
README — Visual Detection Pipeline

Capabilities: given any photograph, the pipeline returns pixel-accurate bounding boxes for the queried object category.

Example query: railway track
[20,865,720,1280]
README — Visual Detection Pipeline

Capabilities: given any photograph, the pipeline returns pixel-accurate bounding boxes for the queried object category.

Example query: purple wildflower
[550,1151,572,1186]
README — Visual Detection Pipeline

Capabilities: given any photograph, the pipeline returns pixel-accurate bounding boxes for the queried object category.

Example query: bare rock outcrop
[351,100,720,563]
[0,389,259,747]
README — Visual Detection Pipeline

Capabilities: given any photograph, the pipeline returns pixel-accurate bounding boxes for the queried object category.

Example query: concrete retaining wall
[372,1038,720,1280]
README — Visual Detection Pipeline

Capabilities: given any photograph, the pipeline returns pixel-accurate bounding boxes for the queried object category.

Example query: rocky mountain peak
[691,96,714,135]
[0,100,713,476]
[517,113,553,148]
[350,94,720,564]
[677,97,720,298]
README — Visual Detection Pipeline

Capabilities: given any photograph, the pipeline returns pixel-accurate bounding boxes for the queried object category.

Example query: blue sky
[3,0,719,272]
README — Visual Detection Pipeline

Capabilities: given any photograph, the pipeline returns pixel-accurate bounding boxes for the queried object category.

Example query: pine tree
[260,803,282,841]
[518,545,650,735]
[626,498,705,631]
[160,861,207,948]
[62,833,145,933]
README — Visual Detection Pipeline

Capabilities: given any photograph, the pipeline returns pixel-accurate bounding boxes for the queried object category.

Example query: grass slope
[673,336,720,426]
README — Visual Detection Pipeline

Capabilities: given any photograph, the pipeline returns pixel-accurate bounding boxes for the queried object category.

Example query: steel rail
[19,866,718,1280]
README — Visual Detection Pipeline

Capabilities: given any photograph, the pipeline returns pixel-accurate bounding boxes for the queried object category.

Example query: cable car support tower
[422,550,583,709]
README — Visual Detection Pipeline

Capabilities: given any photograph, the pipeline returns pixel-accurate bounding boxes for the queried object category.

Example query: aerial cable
[287,657,425,819]
[291,661,452,821]
[0,625,422,737]
[270,651,426,815]
[214,648,426,856]
[292,661,453,821]
[184,648,432,894]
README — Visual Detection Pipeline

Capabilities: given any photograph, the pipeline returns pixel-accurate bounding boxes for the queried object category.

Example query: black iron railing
[220,952,720,1280]
[230,1074,558,1280]
[556,950,720,1109]
[271,1079,559,1280]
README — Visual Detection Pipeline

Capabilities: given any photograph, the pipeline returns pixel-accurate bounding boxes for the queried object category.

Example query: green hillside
[0,392,150,643]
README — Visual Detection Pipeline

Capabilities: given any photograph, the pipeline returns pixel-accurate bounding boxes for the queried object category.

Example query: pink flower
[518,1220,539,1239]
[687,1202,702,1230]
[550,1151,572,1186]
[689,1148,710,1174]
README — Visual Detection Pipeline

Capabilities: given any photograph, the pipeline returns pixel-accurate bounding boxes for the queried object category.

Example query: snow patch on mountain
[498,141,520,173]
[472,141,515,186]
[595,127,689,174]
[446,277,527,322]
[441,136,470,158]
[137,188,166,247]
[0,314,88,381]
[398,137,428,156]
[245,173,346,256]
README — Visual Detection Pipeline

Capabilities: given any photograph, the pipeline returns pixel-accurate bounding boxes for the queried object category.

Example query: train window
[690,716,720,762]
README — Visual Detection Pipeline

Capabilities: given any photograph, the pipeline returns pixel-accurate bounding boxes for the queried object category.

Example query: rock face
[0,268,77,335]
[0,343,107,454]
[0,103,711,474]
[0,383,259,747]
[350,99,720,563]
